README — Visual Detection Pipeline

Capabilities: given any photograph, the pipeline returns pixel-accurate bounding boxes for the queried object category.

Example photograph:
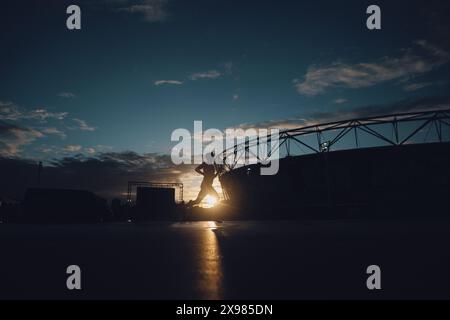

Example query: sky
[1,0,450,200]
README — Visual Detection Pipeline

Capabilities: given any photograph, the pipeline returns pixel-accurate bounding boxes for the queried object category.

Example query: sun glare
[202,195,218,208]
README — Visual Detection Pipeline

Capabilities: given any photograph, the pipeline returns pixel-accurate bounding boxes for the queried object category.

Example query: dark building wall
[134,187,176,221]
[220,142,450,219]
[22,188,108,223]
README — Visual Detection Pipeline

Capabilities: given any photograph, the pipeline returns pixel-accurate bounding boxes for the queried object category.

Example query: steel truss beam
[220,109,450,171]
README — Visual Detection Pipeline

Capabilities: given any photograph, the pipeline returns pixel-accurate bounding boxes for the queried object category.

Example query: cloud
[235,95,450,131]
[71,118,97,132]
[0,151,192,200]
[64,145,83,152]
[37,146,57,154]
[402,80,447,92]
[0,101,71,154]
[154,80,184,86]
[0,101,68,122]
[334,98,348,104]
[294,40,450,96]
[0,121,44,157]
[0,101,22,121]
[222,61,234,75]
[95,144,114,152]
[57,92,76,99]
[233,118,309,131]
[120,0,168,22]
[40,127,67,139]
[403,82,433,92]
[27,109,68,122]
[36,145,103,156]
[155,63,232,86]
[0,151,197,200]
[415,40,450,60]
[189,70,222,80]
[233,94,239,101]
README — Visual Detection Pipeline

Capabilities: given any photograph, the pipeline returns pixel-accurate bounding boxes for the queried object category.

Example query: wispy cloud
[0,101,68,122]
[37,145,105,156]
[95,144,114,152]
[57,92,76,99]
[40,127,67,139]
[222,61,234,75]
[334,98,348,104]
[155,62,232,88]
[85,147,96,154]
[403,82,433,92]
[294,40,450,96]
[235,95,450,131]
[71,118,97,132]
[0,121,44,157]
[189,70,222,80]
[64,145,83,152]
[27,109,68,122]
[232,118,309,131]
[0,101,22,121]
[0,100,74,156]
[119,0,168,22]
[153,80,184,86]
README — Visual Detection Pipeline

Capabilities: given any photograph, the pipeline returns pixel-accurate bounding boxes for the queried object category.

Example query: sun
[202,195,218,208]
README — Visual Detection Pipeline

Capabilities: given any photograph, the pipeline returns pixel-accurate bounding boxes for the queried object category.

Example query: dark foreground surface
[1,219,450,299]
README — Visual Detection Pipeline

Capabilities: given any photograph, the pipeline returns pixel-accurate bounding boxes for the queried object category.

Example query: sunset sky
[1,0,450,200]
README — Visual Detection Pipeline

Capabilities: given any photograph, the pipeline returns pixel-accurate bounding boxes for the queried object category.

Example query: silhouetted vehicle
[22,188,109,223]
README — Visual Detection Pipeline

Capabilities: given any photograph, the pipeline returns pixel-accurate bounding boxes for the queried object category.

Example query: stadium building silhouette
[219,109,450,219]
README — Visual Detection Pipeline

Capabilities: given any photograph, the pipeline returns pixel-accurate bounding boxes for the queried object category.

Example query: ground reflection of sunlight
[198,222,223,299]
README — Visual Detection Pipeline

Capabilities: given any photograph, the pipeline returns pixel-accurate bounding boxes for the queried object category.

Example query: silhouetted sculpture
[189,152,219,207]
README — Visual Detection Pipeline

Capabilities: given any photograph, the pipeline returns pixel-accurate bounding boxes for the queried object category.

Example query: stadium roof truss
[220,108,450,171]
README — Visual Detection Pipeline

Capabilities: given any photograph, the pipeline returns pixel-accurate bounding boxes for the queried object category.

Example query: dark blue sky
[1,0,449,156]
[1,0,450,199]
